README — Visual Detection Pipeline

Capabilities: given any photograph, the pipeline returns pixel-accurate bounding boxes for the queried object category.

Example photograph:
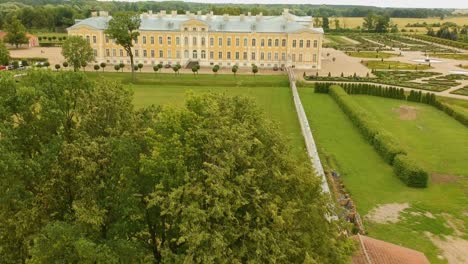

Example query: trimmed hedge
[409,34,468,50]
[393,154,428,187]
[328,85,428,188]
[313,82,467,128]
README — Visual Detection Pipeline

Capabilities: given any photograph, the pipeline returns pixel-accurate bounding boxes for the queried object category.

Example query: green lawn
[299,89,468,264]
[88,72,306,157]
[362,60,432,70]
[430,53,468,60]
[347,51,399,59]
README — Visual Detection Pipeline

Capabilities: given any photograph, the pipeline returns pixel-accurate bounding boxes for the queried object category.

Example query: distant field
[430,53,468,60]
[299,89,468,264]
[331,16,468,31]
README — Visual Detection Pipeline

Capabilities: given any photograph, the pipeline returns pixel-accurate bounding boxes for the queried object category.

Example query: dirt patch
[426,233,468,264]
[393,105,418,120]
[431,173,460,184]
[365,203,410,224]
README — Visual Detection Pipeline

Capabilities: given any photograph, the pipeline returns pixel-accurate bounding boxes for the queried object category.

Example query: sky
[98,0,468,9]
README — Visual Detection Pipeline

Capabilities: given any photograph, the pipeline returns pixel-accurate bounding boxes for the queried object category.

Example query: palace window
[159,50,163,58]
[292,40,297,48]
[201,50,206,59]
[143,50,147,57]
[218,51,223,59]
[159,36,163,45]
[184,37,189,45]
[184,50,189,58]
[151,50,155,58]
[268,39,272,47]
[314,40,318,48]
[151,36,154,44]
[268,52,271,60]
[218,38,223,46]
[236,38,240,47]
[93,36,96,43]
[306,40,311,48]
[106,49,110,56]
[227,38,231,46]
[176,51,181,58]
[176,37,180,45]
[168,37,172,45]
[313,54,317,62]
[210,37,214,46]
[193,50,197,59]
[235,52,239,59]
[201,37,206,45]
[243,52,247,60]
[210,51,214,59]
[244,38,248,46]
[252,39,256,46]
[193,37,197,45]
[227,52,231,59]
[299,53,303,62]
[260,52,264,60]
[299,40,303,48]
[251,52,256,60]
[261,39,265,47]
[143,36,147,44]
[275,39,279,47]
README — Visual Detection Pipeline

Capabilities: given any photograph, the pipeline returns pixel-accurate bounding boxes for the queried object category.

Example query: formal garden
[299,84,468,264]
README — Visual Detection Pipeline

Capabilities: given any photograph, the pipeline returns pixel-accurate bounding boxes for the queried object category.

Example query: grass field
[331,16,468,31]
[299,89,468,264]
[362,60,432,70]
[87,72,306,157]
[346,51,399,59]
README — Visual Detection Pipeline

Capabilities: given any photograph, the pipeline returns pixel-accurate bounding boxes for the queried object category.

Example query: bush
[393,155,428,187]
[373,131,405,164]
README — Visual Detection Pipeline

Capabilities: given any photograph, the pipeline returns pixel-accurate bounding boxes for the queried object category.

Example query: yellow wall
[68,20,323,69]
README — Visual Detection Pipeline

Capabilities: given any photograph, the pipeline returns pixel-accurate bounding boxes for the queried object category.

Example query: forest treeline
[0,0,456,32]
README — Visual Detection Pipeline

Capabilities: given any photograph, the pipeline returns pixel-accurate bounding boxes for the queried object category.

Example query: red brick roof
[351,234,430,264]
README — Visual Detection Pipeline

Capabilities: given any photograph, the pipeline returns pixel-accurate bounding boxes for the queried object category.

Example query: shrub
[393,155,428,187]
[373,131,405,164]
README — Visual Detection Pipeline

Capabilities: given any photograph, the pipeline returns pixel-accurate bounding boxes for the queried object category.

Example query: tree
[62,61,69,70]
[212,64,219,75]
[191,65,198,75]
[119,63,125,72]
[232,65,238,76]
[322,16,330,30]
[137,63,143,72]
[334,18,340,30]
[105,12,141,82]
[363,12,377,31]
[114,65,120,72]
[55,64,61,71]
[100,62,107,72]
[157,63,163,73]
[44,61,50,68]
[0,41,9,65]
[81,61,88,72]
[172,65,179,75]
[94,64,100,72]
[4,16,28,48]
[375,15,390,33]
[133,65,138,72]
[251,64,258,76]
[61,36,95,72]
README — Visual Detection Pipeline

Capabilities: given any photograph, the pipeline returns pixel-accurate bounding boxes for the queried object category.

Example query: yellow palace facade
[67,9,324,69]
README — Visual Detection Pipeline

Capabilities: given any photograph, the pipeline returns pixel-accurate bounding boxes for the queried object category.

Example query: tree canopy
[105,12,141,81]
[0,70,353,263]
[4,16,28,48]
[61,35,95,71]
[0,40,9,65]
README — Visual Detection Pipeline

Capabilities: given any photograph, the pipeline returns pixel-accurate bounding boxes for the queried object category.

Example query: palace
[67,9,323,69]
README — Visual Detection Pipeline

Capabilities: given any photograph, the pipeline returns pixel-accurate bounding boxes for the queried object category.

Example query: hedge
[393,154,428,187]
[314,82,467,128]
[328,85,428,187]
[408,34,468,50]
